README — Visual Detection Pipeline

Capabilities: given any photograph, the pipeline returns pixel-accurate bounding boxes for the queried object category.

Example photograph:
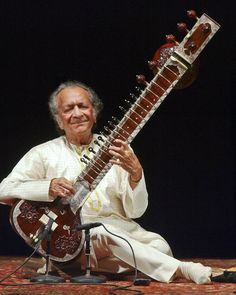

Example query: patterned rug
[0,256,236,294]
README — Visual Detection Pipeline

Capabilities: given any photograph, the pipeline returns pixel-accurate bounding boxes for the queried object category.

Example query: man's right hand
[49,177,75,199]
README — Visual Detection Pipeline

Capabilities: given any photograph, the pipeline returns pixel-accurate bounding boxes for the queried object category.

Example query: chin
[72,125,91,134]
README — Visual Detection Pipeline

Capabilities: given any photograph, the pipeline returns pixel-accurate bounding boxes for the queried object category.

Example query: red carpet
[0,256,236,294]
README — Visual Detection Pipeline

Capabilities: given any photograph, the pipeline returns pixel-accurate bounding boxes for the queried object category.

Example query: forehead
[57,86,91,105]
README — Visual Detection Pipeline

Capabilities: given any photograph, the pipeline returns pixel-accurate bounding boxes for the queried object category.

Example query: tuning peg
[148,61,158,70]
[100,131,109,140]
[98,135,105,142]
[165,34,176,43]
[187,10,199,20]
[108,121,116,129]
[202,23,211,33]
[119,106,127,113]
[166,34,179,45]
[80,157,88,165]
[136,74,149,86]
[94,140,101,147]
[177,22,189,34]
[135,86,142,94]
[88,147,96,154]
[83,154,91,161]
[108,120,115,127]
[129,93,137,100]
[104,126,112,134]
[125,99,133,107]
[112,116,119,124]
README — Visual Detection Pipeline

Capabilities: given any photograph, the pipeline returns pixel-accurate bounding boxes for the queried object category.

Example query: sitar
[10,10,220,262]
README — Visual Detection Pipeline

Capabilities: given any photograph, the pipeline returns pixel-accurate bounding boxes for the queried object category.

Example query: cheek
[57,114,69,129]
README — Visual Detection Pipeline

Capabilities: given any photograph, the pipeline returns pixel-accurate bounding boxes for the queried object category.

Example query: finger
[58,178,75,194]
[60,187,72,198]
[112,139,127,146]
[110,140,127,152]
[51,181,74,197]
[109,144,131,158]
[61,183,75,194]
[108,149,123,159]
[110,158,122,166]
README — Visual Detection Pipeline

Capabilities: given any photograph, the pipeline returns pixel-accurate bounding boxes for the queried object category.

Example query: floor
[0,256,236,294]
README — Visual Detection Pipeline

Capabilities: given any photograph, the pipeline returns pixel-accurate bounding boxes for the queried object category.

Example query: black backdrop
[0,0,235,259]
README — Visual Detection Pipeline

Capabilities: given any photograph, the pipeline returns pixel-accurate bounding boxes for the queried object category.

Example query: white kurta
[0,135,180,282]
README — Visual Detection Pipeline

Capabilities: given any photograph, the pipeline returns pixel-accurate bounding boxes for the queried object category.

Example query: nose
[72,106,82,117]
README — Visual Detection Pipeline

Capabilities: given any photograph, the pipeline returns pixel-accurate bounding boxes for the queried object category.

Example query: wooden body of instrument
[10,199,84,262]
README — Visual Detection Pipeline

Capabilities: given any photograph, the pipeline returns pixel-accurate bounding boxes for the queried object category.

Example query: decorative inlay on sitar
[10,10,220,262]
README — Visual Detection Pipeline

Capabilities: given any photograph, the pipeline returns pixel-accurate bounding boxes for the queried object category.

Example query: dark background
[0,0,235,259]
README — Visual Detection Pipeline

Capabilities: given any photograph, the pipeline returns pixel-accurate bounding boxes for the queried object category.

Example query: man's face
[56,86,96,140]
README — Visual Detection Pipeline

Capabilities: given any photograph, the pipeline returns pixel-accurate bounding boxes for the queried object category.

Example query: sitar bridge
[39,212,58,230]
[30,211,59,243]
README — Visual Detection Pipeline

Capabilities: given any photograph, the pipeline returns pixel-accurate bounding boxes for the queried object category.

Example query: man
[0,81,211,283]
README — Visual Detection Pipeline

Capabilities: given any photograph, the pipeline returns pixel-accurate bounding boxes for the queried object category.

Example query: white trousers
[74,223,181,283]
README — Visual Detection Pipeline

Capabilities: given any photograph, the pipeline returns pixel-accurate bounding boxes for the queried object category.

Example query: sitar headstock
[139,10,220,89]
[174,10,220,64]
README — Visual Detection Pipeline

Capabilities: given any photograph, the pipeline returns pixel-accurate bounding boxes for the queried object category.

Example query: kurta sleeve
[0,147,53,204]
[118,167,149,219]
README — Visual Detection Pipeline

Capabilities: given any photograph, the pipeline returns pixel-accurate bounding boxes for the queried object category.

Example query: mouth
[71,121,87,125]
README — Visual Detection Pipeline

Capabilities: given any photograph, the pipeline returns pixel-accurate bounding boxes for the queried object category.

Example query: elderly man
[0,81,211,284]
